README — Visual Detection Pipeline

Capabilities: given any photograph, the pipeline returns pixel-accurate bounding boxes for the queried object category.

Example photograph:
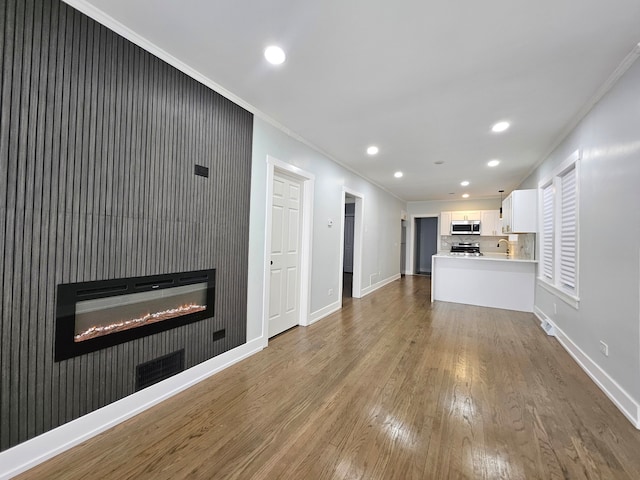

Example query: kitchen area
[430,189,538,312]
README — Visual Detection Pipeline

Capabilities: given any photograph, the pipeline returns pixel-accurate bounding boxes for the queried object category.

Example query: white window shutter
[559,167,577,290]
[542,183,554,280]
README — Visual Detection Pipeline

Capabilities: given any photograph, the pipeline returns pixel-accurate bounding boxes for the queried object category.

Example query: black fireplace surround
[55,269,216,361]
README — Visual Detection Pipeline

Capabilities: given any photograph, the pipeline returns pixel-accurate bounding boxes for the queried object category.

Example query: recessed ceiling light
[394,171,403,178]
[460,180,470,186]
[264,45,286,65]
[491,121,510,133]
[462,193,470,198]
[487,159,500,167]
[367,146,379,155]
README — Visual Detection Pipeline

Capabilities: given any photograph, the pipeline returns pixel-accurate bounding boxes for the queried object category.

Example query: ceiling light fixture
[264,45,286,65]
[462,193,470,198]
[394,171,403,178]
[460,181,469,186]
[491,121,510,133]
[367,146,379,155]
[487,159,500,167]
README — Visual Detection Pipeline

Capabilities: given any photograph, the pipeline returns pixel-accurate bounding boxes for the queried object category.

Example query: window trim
[537,278,580,309]
[537,149,581,309]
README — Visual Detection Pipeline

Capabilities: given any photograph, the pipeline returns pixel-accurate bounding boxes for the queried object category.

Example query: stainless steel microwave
[451,220,481,235]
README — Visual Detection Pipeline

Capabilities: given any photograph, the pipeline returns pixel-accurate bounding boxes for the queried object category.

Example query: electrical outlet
[328,289,333,296]
[553,303,557,314]
[599,341,609,357]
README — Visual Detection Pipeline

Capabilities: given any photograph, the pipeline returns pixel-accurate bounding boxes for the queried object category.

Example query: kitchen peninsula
[431,253,537,312]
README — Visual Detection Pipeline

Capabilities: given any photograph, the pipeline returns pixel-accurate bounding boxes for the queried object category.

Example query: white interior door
[269,171,302,337]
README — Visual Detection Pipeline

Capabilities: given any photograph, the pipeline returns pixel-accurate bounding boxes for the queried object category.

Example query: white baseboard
[360,273,401,298]
[0,337,266,480]
[534,307,640,429]
[308,300,342,325]
[306,273,401,324]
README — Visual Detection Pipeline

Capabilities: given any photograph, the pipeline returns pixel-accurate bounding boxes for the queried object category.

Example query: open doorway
[400,219,407,276]
[343,196,356,298]
[414,217,438,275]
[340,188,363,301]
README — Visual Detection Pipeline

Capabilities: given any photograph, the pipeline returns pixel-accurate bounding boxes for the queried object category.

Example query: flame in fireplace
[74,303,206,342]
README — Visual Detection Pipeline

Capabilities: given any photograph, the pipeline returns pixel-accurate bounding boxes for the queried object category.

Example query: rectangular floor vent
[540,320,556,337]
[135,349,185,391]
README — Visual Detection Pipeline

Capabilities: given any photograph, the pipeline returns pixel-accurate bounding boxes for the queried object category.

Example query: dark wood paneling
[0,0,252,451]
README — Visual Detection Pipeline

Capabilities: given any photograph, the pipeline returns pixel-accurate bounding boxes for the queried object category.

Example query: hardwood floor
[18,276,640,479]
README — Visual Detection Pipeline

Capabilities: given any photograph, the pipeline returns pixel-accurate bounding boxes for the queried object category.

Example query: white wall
[519,58,640,424]
[248,118,406,338]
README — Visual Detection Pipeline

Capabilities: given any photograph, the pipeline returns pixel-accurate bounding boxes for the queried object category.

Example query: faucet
[497,239,509,254]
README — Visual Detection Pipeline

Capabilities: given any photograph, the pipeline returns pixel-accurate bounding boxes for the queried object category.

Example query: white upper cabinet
[501,189,537,233]
[480,210,501,236]
[440,211,452,235]
[501,195,513,233]
[441,209,504,236]
[450,210,481,221]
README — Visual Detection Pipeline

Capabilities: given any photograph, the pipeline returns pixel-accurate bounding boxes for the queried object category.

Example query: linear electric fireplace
[55,269,215,361]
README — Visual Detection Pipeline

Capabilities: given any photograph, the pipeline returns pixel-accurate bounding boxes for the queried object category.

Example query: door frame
[339,187,364,300]
[263,156,315,342]
[408,213,440,275]
[400,218,407,276]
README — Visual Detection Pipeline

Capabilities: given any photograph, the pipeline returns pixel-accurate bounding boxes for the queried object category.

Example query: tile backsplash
[441,233,536,260]
[441,235,508,253]
[513,233,536,260]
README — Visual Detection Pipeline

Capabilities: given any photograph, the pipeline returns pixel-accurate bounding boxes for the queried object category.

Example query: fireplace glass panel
[56,269,215,361]
[74,283,208,342]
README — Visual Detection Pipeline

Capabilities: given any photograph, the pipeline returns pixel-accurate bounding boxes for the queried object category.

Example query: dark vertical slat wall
[0,0,252,451]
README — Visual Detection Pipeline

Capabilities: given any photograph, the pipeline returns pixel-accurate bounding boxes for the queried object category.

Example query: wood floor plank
[16,276,640,479]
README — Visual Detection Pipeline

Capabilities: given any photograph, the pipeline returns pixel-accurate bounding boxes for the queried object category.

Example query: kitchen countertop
[433,252,538,263]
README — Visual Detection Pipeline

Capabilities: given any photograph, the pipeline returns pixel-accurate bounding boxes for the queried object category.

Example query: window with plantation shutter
[541,183,554,280]
[538,149,580,307]
[559,167,577,290]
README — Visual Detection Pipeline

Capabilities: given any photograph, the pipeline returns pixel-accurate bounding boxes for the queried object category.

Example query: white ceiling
[77,0,640,202]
